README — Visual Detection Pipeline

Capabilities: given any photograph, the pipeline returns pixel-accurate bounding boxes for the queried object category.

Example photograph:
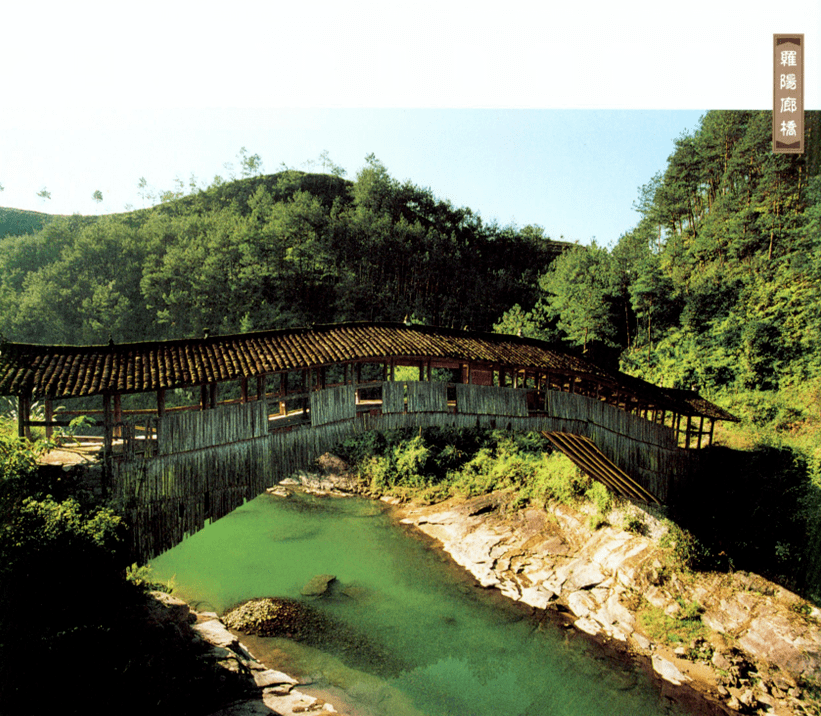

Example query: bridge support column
[44,398,53,439]
[17,392,31,440]
[113,393,123,438]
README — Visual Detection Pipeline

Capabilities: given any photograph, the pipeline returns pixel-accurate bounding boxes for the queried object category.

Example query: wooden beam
[44,398,53,439]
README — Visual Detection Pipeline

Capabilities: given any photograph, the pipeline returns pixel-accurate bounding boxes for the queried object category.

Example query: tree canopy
[0,159,569,345]
[497,110,821,393]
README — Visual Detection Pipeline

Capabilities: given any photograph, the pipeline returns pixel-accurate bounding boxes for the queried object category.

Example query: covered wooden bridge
[0,322,735,562]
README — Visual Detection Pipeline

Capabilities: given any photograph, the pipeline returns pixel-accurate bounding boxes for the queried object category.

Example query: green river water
[151,492,697,716]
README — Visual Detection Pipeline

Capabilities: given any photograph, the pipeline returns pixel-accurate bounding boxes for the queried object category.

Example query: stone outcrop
[398,492,821,716]
[146,592,341,716]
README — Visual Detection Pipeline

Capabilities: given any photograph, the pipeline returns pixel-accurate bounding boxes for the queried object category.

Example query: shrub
[658,520,711,571]
[639,602,709,645]
[585,480,613,515]
[624,514,647,536]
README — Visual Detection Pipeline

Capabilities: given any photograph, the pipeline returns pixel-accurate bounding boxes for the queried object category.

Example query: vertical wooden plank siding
[157,400,268,455]
[113,382,695,564]
[310,385,356,426]
[455,384,528,416]
[406,381,448,412]
[382,381,406,413]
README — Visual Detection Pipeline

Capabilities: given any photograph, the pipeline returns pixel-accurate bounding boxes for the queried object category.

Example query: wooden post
[697,415,705,448]
[200,384,208,411]
[257,375,265,401]
[240,377,249,404]
[209,383,218,409]
[157,389,166,418]
[113,393,123,438]
[102,392,112,495]
[302,370,308,419]
[685,415,692,449]
[281,372,289,415]
[103,393,112,453]
[44,398,53,439]
[708,419,715,446]
[17,393,31,440]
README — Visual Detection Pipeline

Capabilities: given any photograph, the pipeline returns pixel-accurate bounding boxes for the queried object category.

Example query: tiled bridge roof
[0,322,736,421]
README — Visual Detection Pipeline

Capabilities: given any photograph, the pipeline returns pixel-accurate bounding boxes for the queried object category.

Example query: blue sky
[0,1,818,246]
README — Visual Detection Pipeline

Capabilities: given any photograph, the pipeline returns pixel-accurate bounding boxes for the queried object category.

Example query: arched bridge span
[0,322,735,563]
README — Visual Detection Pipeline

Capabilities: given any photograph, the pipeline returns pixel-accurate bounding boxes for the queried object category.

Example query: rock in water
[223,597,409,678]
[301,574,336,596]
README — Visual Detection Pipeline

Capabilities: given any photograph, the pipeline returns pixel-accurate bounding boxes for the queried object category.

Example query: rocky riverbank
[163,453,821,716]
[396,491,821,716]
[147,590,342,716]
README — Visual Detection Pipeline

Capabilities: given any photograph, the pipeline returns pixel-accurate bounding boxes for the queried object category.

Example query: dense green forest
[498,111,821,396]
[0,156,567,345]
[493,111,821,599]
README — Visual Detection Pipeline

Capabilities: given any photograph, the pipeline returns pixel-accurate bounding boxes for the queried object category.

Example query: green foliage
[0,206,52,239]
[125,563,174,593]
[0,162,566,345]
[639,602,709,645]
[658,519,711,572]
[340,428,600,512]
[623,513,647,536]
[588,513,609,530]
[503,110,821,393]
[0,434,235,715]
[585,480,613,516]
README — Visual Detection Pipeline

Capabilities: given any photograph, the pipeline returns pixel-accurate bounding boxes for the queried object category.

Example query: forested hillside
[499,110,821,395]
[494,110,821,597]
[0,156,567,345]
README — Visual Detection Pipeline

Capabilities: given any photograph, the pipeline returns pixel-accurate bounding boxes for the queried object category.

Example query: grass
[638,601,709,646]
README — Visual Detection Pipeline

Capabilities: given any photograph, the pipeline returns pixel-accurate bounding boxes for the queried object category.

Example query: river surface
[151,492,696,716]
